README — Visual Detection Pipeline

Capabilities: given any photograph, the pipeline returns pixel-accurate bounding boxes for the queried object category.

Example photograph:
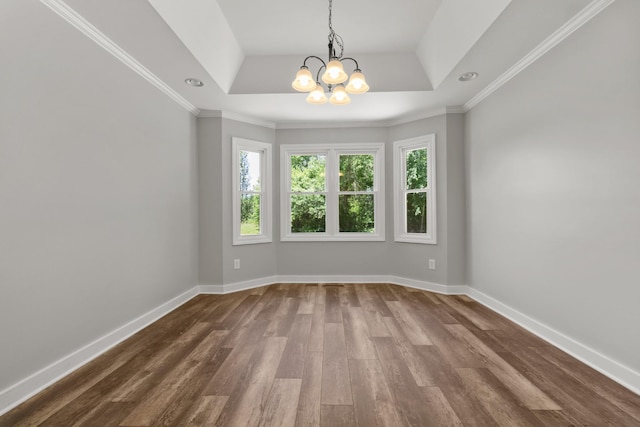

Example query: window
[393,135,436,244]
[281,143,385,241]
[232,138,272,245]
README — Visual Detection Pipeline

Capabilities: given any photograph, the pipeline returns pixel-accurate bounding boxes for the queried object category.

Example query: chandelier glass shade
[291,0,369,105]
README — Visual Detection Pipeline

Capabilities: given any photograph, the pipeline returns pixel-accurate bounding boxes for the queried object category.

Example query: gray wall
[465,0,640,372]
[276,117,466,285]
[0,1,198,391]
[221,119,277,284]
[197,117,223,286]
[197,117,277,286]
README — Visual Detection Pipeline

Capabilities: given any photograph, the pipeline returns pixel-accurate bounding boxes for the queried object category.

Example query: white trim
[39,0,200,116]
[232,138,273,246]
[222,112,277,129]
[199,276,279,295]
[467,287,640,395]
[0,287,198,416]
[198,275,466,296]
[464,0,616,112]
[393,135,437,244]
[275,107,461,130]
[280,143,385,242]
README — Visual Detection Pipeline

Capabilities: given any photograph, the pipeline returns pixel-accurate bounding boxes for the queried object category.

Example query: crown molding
[464,0,616,112]
[197,110,223,118]
[275,106,465,130]
[39,0,200,116]
[221,111,277,129]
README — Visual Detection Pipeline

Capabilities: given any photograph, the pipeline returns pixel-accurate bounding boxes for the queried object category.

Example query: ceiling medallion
[291,0,369,105]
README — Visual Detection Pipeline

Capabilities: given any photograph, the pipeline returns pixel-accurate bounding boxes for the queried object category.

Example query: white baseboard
[0,286,199,416]
[198,275,466,295]
[198,275,278,294]
[467,287,640,396]
[3,276,638,417]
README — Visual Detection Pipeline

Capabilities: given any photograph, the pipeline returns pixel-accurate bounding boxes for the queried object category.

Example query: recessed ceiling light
[185,78,204,87]
[458,72,479,82]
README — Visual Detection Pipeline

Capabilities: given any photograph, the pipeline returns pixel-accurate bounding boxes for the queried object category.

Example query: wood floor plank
[320,405,355,427]
[385,300,433,345]
[383,317,436,386]
[530,345,640,422]
[216,294,260,330]
[215,337,288,427]
[324,287,343,323]
[184,396,228,426]
[258,378,302,427]
[307,302,325,353]
[3,286,640,427]
[118,329,228,426]
[435,294,497,330]
[376,284,399,302]
[222,300,266,348]
[204,320,267,395]
[445,324,561,410]
[339,285,361,307]
[315,284,327,305]
[343,306,377,359]
[419,387,463,426]
[355,284,393,317]
[373,337,438,426]
[321,323,352,405]
[349,359,403,427]
[153,346,232,426]
[507,348,639,425]
[295,351,323,427]
[264,297,300,337]
[37,323,215,427]
[414,345,500,426]
[362,307,391,337]
[75,401,137,427]
[297,284,317,314]
[276,314,313,378]
[456,367,547,427]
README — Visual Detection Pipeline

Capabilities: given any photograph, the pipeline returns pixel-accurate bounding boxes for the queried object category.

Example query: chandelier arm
[339,57,359,70]
[303,55,327,69]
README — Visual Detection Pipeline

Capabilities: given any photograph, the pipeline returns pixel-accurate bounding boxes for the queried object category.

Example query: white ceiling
[50,0,595,126]
[216,0,443,55]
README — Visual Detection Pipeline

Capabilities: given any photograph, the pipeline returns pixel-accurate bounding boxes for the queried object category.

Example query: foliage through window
[393,135,436,244]
[232,138,272,245]
[281,143,384,241]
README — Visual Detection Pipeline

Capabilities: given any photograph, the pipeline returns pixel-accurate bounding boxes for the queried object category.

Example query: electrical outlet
[428,259,436,270]
[234,259,240,269]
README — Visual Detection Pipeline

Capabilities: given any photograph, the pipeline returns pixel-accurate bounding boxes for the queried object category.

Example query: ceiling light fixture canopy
[291,0,369,105]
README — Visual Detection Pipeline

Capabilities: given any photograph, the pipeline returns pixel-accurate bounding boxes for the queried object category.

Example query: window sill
[233,236,273,246]
[394,235,437,245]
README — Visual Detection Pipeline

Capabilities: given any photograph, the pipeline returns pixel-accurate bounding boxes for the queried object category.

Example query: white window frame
[281,142,385,242]
[232,137,272,245]
[393,134,437,244]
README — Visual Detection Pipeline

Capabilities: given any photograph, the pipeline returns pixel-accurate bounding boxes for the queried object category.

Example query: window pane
[406,192,427,233]
[291,155,325,192]
[240,150,261,191]
[339,194,374,233]
[291,194,326,232]
[339,154,374,191]
[405,148,427,190]
[240,194,261,235]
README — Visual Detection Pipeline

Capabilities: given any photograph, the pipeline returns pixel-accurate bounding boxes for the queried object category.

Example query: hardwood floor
[2,283,639,426]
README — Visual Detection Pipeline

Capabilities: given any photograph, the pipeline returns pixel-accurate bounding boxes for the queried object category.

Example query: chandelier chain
[327,0,344,59]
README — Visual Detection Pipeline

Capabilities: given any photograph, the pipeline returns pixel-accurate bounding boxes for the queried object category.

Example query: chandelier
[291,0,369,105]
